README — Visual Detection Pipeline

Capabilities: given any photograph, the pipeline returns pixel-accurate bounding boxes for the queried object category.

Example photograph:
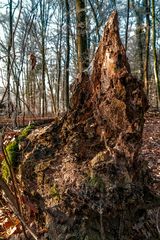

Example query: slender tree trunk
[22,70,25,122]
[57,4,63,112]
[14,73,19,127]
[42,35,46,116]
[26,51,30,115]
[131,0,144,80]
[76,0,89,73]
[151,0,160,107]
[7,0,13,117]
[125,0,130,50]
[136,15,144,80]
[56,41,62,112]
[144,0,150,96]
[112,0,116,8]
[46,69,56,114]
[11,0,22,126]
[40,0,47,117]
[65,0,70,110]
[88,0,101,43]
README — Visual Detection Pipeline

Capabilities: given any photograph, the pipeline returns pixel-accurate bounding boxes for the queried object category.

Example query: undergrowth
[1,140,19,182]
[1,124,35,182]
[88,174,105,193]
[18,124,35,141]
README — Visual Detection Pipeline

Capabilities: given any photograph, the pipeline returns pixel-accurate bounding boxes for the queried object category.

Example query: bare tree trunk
[136,16,144,81]
[125,0,130,50]
[12,0,22,127]
[88,0,101,43]
[40,0,47,117]
[56,3,63,112]
[76,0,89,73]
[151,0,160,108]
[112,0,116,8]
[42,38,46,117]
[131,0,144,80]
[25,52,30,115]
[65,0,70,110]
[46,67,56,114]
[21,70,25,122]
[7,0,13,117]
[144,0,150,96]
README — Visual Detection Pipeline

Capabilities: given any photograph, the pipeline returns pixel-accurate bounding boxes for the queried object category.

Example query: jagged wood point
[16,11,160,240]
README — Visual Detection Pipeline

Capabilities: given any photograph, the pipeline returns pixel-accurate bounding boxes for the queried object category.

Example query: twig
[8,199,39,240]
[1,128,21,214]
[1,128,28,239]
[0,184,39,240]
[0,178,18,209]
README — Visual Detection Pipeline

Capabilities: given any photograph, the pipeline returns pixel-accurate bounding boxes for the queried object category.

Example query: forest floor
[141,110,160,194]
[0,110,160,239]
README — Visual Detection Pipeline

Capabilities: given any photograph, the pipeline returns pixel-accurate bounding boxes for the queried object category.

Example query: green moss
[50,185,60,200]
[5,140,19,165]
[1,159,10,182]
[88,175,105,193]
[1,124,34,182]
[18,124,35,141]
[1,140,19,182]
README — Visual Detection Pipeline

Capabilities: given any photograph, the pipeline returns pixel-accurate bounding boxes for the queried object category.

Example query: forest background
[0,0,159,121]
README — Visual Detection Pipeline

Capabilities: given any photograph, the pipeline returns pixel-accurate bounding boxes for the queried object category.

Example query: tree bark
[18,12,160,240]
[131,0,144,81]
[144,0,150,96]
[88,0,101,43]
[40,0,47,117]
[56,3,63,112]
[65,0,70,110]
[76,0,89,73]
[125,0,130,50]
[151,0,160,108]
[7,0,13,117]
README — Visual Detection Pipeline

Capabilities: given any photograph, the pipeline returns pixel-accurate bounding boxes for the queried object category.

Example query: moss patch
[1,140,19,182]
[18,124,35,141]
[50,184,60,201]
[88,175,105,193]
[1,124,35,182]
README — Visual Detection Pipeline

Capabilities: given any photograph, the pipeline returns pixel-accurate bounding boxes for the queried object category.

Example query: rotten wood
[8,11,160,240]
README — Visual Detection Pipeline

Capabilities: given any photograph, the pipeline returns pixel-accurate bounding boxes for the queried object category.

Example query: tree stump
[20,12,160,240]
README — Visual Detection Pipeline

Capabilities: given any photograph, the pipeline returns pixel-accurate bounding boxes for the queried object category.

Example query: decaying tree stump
[19,12,160,239]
